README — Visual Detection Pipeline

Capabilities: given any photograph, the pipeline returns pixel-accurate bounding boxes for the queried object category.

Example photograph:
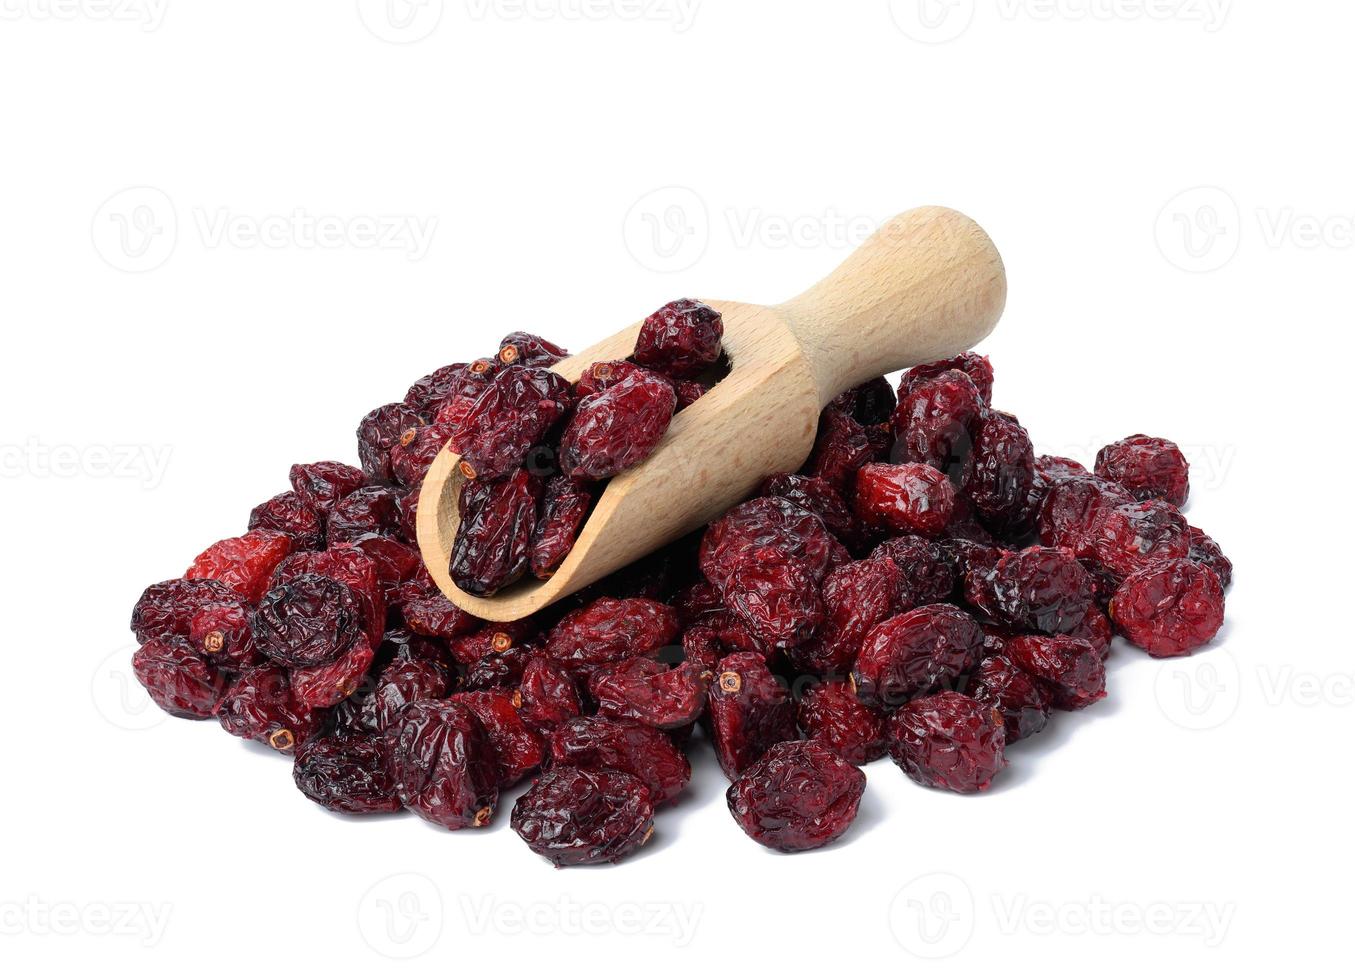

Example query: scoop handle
[778,206,1007,406]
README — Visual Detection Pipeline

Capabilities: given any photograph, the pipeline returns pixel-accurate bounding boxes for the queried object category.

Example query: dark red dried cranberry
[362,656,452,732]
[249,491,324,551]
[962,411,1035,535]
[349,534,422,600]
[517,656,581,733]
[701,497,842,593]
[900,352,994,406]
[830,376,898,426]
[1004,634,1106,710]
[405,362,472,419]
[681,611,767,673]
[543,597,680,680]
[293,733,402,815]
[727,740,866,852]
[529,475,594,579]
[987,546,1095,634]
[463,643,535,692]
[560,369,676,481]
[270,546,386,648]
[186,529,292,604]
[189,600,259,670]
[447,620,539,666]
[1187,526,1233,589]
[634,299,724,379]
[1091,499,1190,580]
[132,577,248,645]
[289,461,366,516]
[792,555,905,676]
[132,637,226,720]
[1109,559,1225,657]
[803,408,872,494]
[385,700,499,830]
[674,380,707,410]
[573,359,654,400]
[252,573,363,669]
[723,547,824,649]
[853,604,983,709]
[1038,475,1133,559]
[389,424,454,489]
[498,331,569,368]
[448,366,573,481]
[965,655,1052,742]
[512,766,655,867]
[872,535,958,607]
[398,582,482,640]
[1095,435,1190,507]
[887,691,1007,793]
[429,359,499,430]
[708,652,797,779]
[217,666,319,752]
[450,690,543,788]
[797,680,887,764]
[589,656,709,730]
[759,473,868,554]
[292,635,375,709]
[326,486,402,544]
[450,469,541,597]
[672,581,726,626]
[357,403,425,485]
[546,716,691,805]
[892,369,983,475]
[854,462,956,537]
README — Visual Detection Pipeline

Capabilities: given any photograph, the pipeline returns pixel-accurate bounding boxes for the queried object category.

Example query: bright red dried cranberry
[708,652,797,779]
[186,529,293,604]
[271,546,386,647]
[362,656,452,732]
[760,473,869,555]
[559,369,676,481]
[292,635,375,709]
[792,555,906,676]
[797,680,887,764]
[217,666,319,752]
[132,577,247,644]
[385,700,499,831]
[589,656,710,730]
[448,366,573,481]
[529,475,594,579]
[1038,475,1133,558]
[1187,526,1233,589]
[293,733,402,815]
[1005,634,1106,710]
[1109,559,1225,657]
[634,299,724,379]
[1095,435,1190,507]
[517,656,581,733]
[349,534,422,599]
[448,620,539,666]
[854,462,956,537]
[357,403,426,485]
[965,655,1052,742]
[543,597,680,680]
[389,424,454,489]
[450,469,541,597]
[701,497,843,593]
[986,546,1095,634]
[249,491,324,551]
[251,573,363,668]
[962,411,1035,535]
[892,369,983,474]
[498,331,569,368]
[1065,605,1113,659]
[803,408,872,494]
[132,637,226,720]
[512,766,655,867]
[900,352,994,406]
[289,461,366,516]
[399,582,482,640]
[723,547,824,649]
[853,604,983,709]
[450,690,544,788]
[830,376,898,426]
[872,535,958,607]
[727,739,866,852]
[1090,499,1190,580]
[887,691,1007,793]
[546,716,691,805]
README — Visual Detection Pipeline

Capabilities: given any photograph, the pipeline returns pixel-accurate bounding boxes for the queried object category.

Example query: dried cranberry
[1004,634,1106,710]
[560,369,676,481]
[385,700,499,831]
[389,424,454,489]
[892,369,983,475]
[357,403,425,485]
[429,359,499,430]
[727,740,866,852]
[854,462,956,537]
[681,611,767,672]
[673,581,726,626]
[573,359,654,399]
[289,461,366,516]
[803,409,872,494]
[674,380,707,410]
[1095,435,1190,507]
[962,411,1035,535]
[887,691,1007,793]
[708,652,797,779]
[448,620,539,666]
[131,577,248,645]
[463,643,534,692]
[589,656,709,730]
[701,497,842,593]
[545,716,691,805]
[349,534,422,599]
[797,680,887,764]
[292,635,375,709]
[1090,499,1190,580]
[362,656,452,732]
[1187,526,1233,589]
[189,600,259,670]
[399,583,482,640]
[270,546,386,648]
[448,366,573,481]
[760,473,868,554]
[450,469,541,597]
[293,733,402,815]
[1109,559,1225,657]
[529,475,594,579]
[853,604,983,709]
[325,486,402,544]
[792,555,905,676]
[986,546,1095,634]
[249,491,324,551]
[965,655,1052,742]
[830,376,898,426]
[723,547,824,649]
[186,529,293,604]
[1066,605,1114,659]
[498,331,569,368]
[511,767,655,867]
[450,690,544,788]
[1038,475,1133,558]
[872,535,958,607]
[404,362,471,419]
[517,656,581,733]
[633,299,724,379]
[900,352,994,406]
[132,637,226,720]
[543,597,680,680]
[252,573,363,669]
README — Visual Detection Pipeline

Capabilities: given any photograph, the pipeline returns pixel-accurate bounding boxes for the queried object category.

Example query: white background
[2,1,1350,975]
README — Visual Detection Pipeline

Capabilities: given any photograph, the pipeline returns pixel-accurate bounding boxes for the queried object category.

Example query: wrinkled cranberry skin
[217,667,318,752]
[634,298,724,379]
[1038,476,1134,559]
[560,370,676,481]
[893,369,983,474]
[701,497,842,593]
[727,740,866,852]
[544,597,680,680]
[887,691,1007,794]
[1095,435,1190,507]
[357,403,426,485]
[793,555,905,676]
[962,412,1035,535]
[251,573,363,669]
[450,469,542,598]
[723,548,824,649]
[390,424,454,489]
[293,734,402,815]
[448,620,539,667]
[797,681,887,764]
[131,577,248,645]
[589,656,709,730]
[463,644,534,692]
[573,360,652,400]
[675,380,707,410]
[325,487,401,545]
[189,601,258,669]
[450,690,544,788]
[1005,635,1106,710]
[448,366,574,481]
[512,767,655,867]
[1091,499,1191,580]
[1109,559,1225,657]
[428,360,499,430]
[405,362,472,419]
[873,535,958,607]
[271,547,386,647]
[498,331,569,368]
[530,476,594,579]
[853,604,983,710]
[291,636,375,710]
[517,656,581,733]
[804,409,872,494]
[362,656,452,732]
[186,529,293,604]
[965,655,1053,742]
[289,461,366,516]
[545,716,691,805]
[385,700,499,831]
[901,352,994,406]
[1188,526,1233,590]
[132,637,226,720]
[681,611,767,673]
[708,652,798,780]
[830,376,898,427]
[249,491,324,551]
[760,473,868,554]
[987,546,1095,634]
[855,462,956,537]
[1067,606,1114,659]
[399,578,482,641]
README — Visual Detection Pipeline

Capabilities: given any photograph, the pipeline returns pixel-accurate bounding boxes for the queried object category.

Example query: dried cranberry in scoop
[529,476,594,579]
[450,469,541,598]
[1109,558,1225,657]
[727,740,866,852]
[448,365,573,481]
[511,767,655,867]
[559,369,676,481]
[633,298,724,379]
[385,700,500,831]
[887,691,1007,794]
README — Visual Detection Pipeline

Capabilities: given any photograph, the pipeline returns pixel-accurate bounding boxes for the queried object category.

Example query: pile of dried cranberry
[130,309,1231,866]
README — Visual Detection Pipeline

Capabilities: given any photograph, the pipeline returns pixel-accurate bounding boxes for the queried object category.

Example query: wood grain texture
[417,206,1006,620]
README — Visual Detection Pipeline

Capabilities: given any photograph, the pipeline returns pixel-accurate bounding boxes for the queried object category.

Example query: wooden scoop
[417,206,1006,621]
